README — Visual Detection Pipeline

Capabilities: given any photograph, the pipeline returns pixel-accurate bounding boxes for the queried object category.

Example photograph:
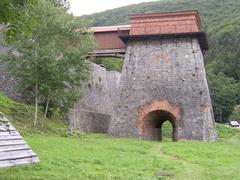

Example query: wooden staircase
[0,113,39,168]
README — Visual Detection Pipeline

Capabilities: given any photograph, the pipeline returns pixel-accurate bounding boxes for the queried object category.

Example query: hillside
[84,0,240,122]
[0,92,67,136]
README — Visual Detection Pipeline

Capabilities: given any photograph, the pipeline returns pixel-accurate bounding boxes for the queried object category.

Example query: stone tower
[109,11,217,141]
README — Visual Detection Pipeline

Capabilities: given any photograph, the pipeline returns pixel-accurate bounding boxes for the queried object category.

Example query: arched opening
[161,121,174,142]
[142,110,177,141]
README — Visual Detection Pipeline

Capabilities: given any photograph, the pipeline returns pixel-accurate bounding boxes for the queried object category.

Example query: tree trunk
[34,46,38,127]
[34,83,38,126]
[42,96,50,129]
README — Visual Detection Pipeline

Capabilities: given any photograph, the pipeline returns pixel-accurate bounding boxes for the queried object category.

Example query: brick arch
[137,100,182,132]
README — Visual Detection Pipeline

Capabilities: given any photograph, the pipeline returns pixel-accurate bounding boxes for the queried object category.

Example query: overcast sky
[68,0,157,16]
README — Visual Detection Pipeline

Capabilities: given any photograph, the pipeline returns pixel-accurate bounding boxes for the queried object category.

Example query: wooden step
[0,156,39,168]
[0,135,23,141]
[0,120,39,168]
[0,139,26,146]
[0,149,37,161]
[0,125,16,131]
[0,144,30,152]
[0,131,20,136]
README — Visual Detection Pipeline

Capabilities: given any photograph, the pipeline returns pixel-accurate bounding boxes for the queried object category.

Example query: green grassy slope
[0,93,240,179]
[0,92,67,136]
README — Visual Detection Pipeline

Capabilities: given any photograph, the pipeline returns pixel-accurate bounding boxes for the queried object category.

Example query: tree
[0,0,37,43]
[0,0,30,23]
[3,0,93,127]
[230,107,240,121]
[207,70,239,123]
[54,0,70,9]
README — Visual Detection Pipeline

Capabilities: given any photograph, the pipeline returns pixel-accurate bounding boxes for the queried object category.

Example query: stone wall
[109,37,217,141]
[69,111,111,134]
[0,34,24,102]
[68,63,121,134]
[106,71,121,106]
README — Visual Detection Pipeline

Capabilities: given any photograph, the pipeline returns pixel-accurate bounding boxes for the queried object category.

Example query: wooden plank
[0,161,14,168]
[0,125,16,131]
[0,122,39,168]
[0,139,26,146]
[0,156,39,168]
[0,131,20,136]
[13,156,39,165]
[0,135,23,141]
[0,149,37,161]
[0,144,30,152]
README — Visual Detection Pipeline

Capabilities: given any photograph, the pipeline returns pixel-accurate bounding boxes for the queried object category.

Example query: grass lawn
[1,93,240,179]
[0,125,240,180]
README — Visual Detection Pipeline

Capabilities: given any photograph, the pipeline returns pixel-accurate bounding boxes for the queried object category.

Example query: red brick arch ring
[137,100,182,140]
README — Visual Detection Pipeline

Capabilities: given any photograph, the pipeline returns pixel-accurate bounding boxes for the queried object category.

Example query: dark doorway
[142,110,177,141]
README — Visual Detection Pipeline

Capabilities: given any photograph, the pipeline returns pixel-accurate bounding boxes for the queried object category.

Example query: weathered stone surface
[68,63,121,133]
[69,111,111,133]
[106,71,121,106]
[73,63,113,115]
[0,31,24,102]
[109,37,217,141]
[0,65,24,102]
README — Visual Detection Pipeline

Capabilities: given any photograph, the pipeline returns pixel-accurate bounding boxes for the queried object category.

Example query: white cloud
[68,0,156,16]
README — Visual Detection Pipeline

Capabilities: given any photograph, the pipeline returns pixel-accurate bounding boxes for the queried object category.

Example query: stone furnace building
[69,10,218,141]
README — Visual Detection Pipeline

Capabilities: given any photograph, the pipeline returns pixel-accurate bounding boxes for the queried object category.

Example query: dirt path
[150,143,203,179]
